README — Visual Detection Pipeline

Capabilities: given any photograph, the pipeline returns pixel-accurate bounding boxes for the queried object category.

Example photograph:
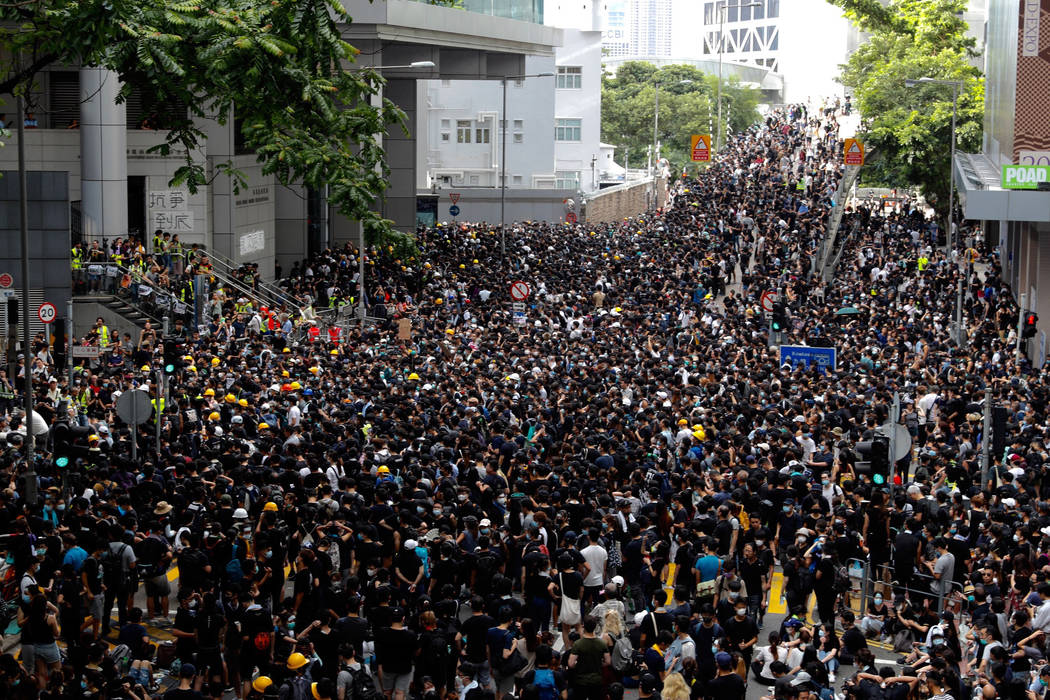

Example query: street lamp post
[651,79,692,176]
[906,76,964,345]
[715,1,762,153]
[500,72,553,260]
[352,60,434,323]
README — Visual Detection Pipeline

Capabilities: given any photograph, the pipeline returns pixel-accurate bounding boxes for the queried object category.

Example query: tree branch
[0,50,60,96]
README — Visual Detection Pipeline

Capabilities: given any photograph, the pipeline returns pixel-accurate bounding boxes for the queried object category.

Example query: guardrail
[78,263,199,326]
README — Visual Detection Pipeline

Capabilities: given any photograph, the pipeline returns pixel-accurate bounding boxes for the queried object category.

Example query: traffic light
[771,302,788,333]
[51,421,95,467]
[854,435,891,485]
[163,337,185,372]
[1024,312,1038,339]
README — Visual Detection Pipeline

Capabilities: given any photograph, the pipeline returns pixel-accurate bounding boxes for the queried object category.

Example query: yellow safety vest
[151,397,165,414]
[71,249,82,270]
[99,325,110,348]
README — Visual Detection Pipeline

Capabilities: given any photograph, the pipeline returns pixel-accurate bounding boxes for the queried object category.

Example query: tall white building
[601,0,674,58]
[417,3,605,193]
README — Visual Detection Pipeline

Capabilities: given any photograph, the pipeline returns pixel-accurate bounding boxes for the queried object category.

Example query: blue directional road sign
[449,205,460,217]
[779,344,837,373]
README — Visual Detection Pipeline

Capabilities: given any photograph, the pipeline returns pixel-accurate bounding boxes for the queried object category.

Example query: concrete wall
[425,187,577,225]
[71,298,143,343]
[0,172,72,334]
[582,177,666,223]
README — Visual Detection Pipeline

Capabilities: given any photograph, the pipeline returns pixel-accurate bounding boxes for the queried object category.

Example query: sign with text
[779,344,838,373]
[690,134,711,162]
[843,138,865,165]
[1002,164,1049,189]
[149,188,194,232]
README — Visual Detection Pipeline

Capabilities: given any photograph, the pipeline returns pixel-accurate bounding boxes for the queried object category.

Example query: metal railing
[195,246,298,312]
[79,263,197,326]
[847,557,966,618]
[812,163,863,280]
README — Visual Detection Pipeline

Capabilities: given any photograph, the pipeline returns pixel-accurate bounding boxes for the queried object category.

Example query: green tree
[829,0,983,216]
[0,0,411,249]
[601,62,760,175]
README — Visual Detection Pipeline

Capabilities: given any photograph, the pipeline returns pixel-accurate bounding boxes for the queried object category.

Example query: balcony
[409,0,543,23]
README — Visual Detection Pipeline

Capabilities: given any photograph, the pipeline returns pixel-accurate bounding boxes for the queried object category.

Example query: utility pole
[981,386,991,487]
[888,392,900,496]
[17,93,35,505]
[66,299,73,386]
[1016,292,1027,362]
[155,368,164,457]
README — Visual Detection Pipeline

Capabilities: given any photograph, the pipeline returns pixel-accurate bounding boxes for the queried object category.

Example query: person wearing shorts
[376,607,416,700]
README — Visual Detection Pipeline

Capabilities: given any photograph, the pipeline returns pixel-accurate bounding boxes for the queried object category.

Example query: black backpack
[349,666,381,700]
[102,543,129,590]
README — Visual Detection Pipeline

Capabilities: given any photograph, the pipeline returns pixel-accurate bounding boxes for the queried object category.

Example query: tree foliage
[829,0,983,214]
[0,0,413,249]
[601,62,760,175]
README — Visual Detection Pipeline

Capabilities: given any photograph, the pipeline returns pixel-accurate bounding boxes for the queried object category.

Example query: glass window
[728,5,737,21]
[440,119,451,128]
[513,119,524,129]
[753,2,764,19]
[557,66,582,89]
[441,133,450,142]
[770,29,778,50]
[555,170,580,189]
[476,127,491,144]
[555,118,582,141]
[741,4,751,20]
[704,2,715,24]
[767,0,779,18]
[513,175,523,185]
[456,120,471,143]
[513,133,523,144]
[469,175,479,185]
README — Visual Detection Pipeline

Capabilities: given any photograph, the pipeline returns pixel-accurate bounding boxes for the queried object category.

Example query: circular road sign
[566,212,578,224]
[116,389,153,425]
[449,205,461,217]
[0,273,12,289]
[760,290,777,313]
[37,302,57,324]
[509,281,531,302]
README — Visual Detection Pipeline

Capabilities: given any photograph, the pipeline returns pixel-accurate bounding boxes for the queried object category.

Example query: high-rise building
[602,0,673,58]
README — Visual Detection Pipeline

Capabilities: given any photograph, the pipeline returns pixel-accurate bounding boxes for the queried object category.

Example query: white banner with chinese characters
[148,189,195,232]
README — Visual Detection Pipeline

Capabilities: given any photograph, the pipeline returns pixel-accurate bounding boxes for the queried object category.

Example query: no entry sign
[509,281,531,301]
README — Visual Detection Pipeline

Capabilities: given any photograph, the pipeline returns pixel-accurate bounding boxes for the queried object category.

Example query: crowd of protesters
[0,100,1047,700]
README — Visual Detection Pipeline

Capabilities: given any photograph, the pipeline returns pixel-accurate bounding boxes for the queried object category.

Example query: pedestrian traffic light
[1024,312,1038,339]
[51,421,94,466]
[854,435,890,485]
[771,302,788,333]
[162,337,185,372]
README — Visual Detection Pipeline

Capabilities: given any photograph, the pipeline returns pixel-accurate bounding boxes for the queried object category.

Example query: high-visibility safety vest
[98,325,110,348]
[151,397,165,414]
[71,248,82,270]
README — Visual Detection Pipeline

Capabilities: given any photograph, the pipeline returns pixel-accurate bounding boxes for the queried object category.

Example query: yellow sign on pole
[690,134,711,162]
[844,138,865,165]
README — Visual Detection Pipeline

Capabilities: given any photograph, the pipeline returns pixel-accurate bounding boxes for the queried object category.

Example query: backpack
[833,563,851,593]
[532,668,558,700]
[611,633,634,672]
[225,543,244,583]
[283,676,312,700]
[102,543,129,590]
[350,666,382,700]
[109,643,133,676]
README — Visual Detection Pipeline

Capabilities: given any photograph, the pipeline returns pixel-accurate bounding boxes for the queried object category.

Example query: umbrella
[835,306,863,316]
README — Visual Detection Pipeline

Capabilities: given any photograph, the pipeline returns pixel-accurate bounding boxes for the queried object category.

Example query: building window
[557,66,582,89]
[469,175,480,185]
[513,119,524,129]
[441,119,451,128]
[513,175,523,185]
[456,120,471,143]
[555,170,580,189]
[441,133,450,142]
[513,133,523,144]
[555,118,582,141]
[767,0,779,18]
[476,126,491,144]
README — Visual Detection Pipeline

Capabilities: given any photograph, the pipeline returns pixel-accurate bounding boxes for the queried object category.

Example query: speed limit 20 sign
[37,302,57,324]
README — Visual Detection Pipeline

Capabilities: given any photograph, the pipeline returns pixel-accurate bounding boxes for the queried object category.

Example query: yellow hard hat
[258,423,269,430]
[459,264,465,269]
[187,365,197,372]
[290,381,302,390]
[282,370,290,377]
[225,393,236,404]
[286,652,309,670]
[264,501,278,512]
[472,259,478,264]
[182,355,193,361]
[309,366,320,374]
[211,357,220,366]
[435,298,443,305]
[252,677,274,693]
[677,419,688,425]
[238,398,248,407]
[208,412,220,422]
[204,388,215,397]
[408,373,420,380]
[329,349,339,356]
[141,365,150,372]
[445,329,454,335]
[377,466,390,474]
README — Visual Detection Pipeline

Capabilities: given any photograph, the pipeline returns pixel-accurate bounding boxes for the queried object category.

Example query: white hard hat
[233,508,249,520]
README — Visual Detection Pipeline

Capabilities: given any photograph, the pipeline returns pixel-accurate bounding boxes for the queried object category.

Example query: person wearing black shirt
[703,652,745,700]
[738,544,769,625]
[721,604,758,667]
[375,607,417,700]
[459,597,496,689]
[838,610,868,664]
